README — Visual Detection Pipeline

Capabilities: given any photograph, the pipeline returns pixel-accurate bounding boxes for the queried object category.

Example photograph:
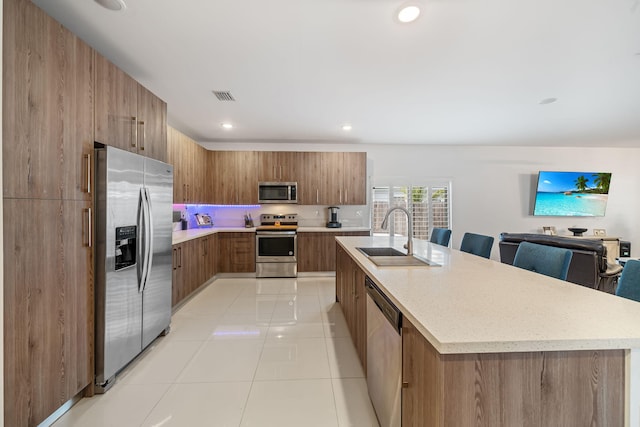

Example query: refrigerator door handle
[141,187,154,292]
[137,188,145,290]
[138,187,150,293]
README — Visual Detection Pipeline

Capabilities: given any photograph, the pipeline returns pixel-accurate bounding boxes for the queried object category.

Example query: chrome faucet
[380,206,413,256]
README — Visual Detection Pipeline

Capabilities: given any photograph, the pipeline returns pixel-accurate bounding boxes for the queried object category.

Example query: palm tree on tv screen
[593,173,611,194]
[574,175,589,192]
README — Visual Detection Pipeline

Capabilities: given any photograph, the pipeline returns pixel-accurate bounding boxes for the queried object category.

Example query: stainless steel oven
[255,214,298,278]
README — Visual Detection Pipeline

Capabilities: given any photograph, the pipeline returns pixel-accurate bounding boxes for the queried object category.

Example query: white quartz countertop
[173,226,370,244]
[337,235,640,354]
[297,227,370,233]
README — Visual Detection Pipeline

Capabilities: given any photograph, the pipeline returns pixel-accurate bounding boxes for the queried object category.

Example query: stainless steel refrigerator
[94,145,173,392]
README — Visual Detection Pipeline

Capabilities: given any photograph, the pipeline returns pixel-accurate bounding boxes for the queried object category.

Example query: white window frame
[371,182,452,241]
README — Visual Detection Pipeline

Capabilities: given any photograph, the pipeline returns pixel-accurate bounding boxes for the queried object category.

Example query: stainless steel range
[256,214,298,278]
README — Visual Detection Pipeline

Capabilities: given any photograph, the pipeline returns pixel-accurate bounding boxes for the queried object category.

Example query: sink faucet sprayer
[380,207,413,256]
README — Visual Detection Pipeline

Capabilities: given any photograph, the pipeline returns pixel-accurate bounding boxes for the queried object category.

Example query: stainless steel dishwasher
[365,276,402,427]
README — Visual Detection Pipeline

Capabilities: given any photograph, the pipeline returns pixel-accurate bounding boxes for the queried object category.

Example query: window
[372,183,451,240]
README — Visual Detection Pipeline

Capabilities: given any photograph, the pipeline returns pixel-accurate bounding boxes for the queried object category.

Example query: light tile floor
[53,276,380,427]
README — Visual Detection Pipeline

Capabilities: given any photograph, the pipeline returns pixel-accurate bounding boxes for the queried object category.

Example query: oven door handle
[256,231,297,235]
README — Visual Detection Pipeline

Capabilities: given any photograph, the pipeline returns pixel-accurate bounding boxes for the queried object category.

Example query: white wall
[202,141,640,259]
[1,0,5,423]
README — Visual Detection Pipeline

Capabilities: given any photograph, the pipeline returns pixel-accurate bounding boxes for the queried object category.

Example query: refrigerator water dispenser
[115,225,137,271]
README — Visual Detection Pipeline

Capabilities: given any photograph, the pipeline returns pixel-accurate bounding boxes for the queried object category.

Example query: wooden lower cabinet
[172,235,218,307]
[171,239,200,307]
[203,235,218,280]
[172,232,254,308]
[171,242,187,307]
[401,318,625,427]
[298,231,369,272]
[335,244,367,371]
[3,198,92,427]
[217,233,256,273]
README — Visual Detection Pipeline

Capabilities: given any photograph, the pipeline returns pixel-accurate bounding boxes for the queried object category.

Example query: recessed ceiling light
[342,124,353,131]
[397,4,421,23]
[221,123,233,130]
[539,97,558,105]
[94,0,127,11]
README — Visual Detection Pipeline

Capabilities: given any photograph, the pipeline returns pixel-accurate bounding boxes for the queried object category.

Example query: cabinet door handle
[402,381,409,388]
[345,189,348,204]
[339,189,342,204]
[316,189,319,204]
[84,153,91,194]
[178,246,182,268]
[84,207,92,248]
[131,117,138,148]
[279,165,283,180]
[138,120,146,151]
[172,248,177,270]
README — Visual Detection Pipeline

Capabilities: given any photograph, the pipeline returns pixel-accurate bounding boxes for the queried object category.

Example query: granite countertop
[336,235,640,355]
[172,226,371,244]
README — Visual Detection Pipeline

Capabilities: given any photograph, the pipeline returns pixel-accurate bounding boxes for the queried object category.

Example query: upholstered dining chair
[615,259,640,302]
[512,241,573,280]
[460,232,494,259]
[430,228,452,247]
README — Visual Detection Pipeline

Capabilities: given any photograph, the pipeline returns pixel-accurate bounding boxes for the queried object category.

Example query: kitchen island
[336,235,640,427]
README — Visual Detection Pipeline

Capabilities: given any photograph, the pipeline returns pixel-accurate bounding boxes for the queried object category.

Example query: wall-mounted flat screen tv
[533,171,612,216]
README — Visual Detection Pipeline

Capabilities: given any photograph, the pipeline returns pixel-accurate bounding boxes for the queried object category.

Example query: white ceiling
[33,0,640,147]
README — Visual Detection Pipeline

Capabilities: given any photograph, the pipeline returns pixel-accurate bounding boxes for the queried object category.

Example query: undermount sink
[357,247,406,257]
[356,247,440,267]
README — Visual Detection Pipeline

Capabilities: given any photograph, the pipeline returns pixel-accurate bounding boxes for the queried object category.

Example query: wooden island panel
[402,318,625,427]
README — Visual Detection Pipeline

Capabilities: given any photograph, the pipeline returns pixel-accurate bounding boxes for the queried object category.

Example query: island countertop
[336,235,640,354]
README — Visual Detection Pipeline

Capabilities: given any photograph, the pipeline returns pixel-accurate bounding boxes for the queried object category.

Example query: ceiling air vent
[212,91,235,101]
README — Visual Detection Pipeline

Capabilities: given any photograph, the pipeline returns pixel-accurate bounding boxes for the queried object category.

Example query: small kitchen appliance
[258,182,297,204]
[327,206,342,228]
[195,213,213,227]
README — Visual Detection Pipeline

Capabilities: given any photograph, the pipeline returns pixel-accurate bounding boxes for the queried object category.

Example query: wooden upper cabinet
[94,52,137,152]
[95,52,167,161]
[167,126,209,203]
[212,151,258,205]
[321,152,344,205]
[298,152,366,205]
[257,151,299,182]
[136,84,167,162]
[211,151,235,204]
[3,0,94,201]
[236,151,259,204]
[298,152,322,204]
[167,126,184,203]
[343,152,367,205]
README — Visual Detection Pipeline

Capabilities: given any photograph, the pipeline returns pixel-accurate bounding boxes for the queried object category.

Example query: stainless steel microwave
[258,182,297,204]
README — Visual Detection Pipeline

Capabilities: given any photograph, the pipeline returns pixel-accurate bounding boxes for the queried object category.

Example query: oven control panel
[260,213,298,226]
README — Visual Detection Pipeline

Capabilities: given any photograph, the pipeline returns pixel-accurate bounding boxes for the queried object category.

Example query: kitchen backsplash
[173,204,370,229]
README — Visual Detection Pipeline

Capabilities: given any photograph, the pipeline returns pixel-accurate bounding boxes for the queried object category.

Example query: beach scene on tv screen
[533,171,612,216]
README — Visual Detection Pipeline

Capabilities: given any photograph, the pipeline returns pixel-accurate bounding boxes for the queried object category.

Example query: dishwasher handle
[365,276,402,334]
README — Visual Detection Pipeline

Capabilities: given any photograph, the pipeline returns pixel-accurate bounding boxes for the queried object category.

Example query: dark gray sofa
[499,233,611,290]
